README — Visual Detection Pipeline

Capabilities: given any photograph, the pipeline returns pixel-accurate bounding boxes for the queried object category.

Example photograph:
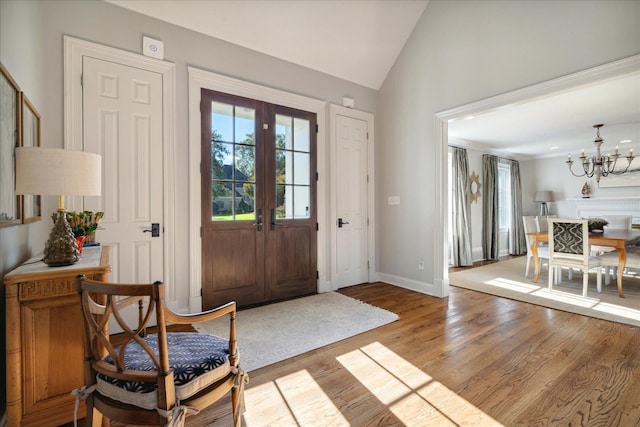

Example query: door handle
[338,218,350,228]
[270,209,284,231]
[143,223,160,237]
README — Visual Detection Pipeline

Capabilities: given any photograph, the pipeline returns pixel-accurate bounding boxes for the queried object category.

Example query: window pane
[235,145,255,182]
[235,107,255,144]
[276,114,293,149]
[294,118,310,152]
[294,186,310,218]
[275,184,290,219]
[235,183,255,220]
[293,152,310,185]
[212,182,233,220]
[212,142,233,180]
[211,101,233,142]
[276,149,293,185]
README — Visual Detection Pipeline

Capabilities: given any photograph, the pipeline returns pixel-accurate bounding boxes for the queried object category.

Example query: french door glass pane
[274,114,311,219]
[211,101,256,221]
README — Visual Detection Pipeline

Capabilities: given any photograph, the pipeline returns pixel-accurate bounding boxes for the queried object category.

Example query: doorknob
[338,218,349,228]
[143,223,160,237]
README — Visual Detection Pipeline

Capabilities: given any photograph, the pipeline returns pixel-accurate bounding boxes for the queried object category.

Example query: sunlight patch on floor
[593,301,640,320]
[485,277,540,293]
[337,342,503,426]
[244,370,348,426]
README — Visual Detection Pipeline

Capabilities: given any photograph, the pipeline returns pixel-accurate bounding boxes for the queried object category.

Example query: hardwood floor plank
[84,282,640,426]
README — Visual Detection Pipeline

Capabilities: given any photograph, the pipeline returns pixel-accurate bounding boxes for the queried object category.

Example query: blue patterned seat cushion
[96,332,233,410]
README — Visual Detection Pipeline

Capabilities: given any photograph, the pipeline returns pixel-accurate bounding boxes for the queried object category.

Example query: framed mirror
[21,93,42,223]
[0,62,22,228]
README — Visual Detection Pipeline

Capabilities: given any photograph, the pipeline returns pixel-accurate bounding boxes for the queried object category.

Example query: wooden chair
[74,276,248,427]
[547,218,602,297]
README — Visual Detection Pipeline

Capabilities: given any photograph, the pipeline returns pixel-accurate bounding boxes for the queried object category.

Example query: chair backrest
[535,214,557,233]
[522,216,538,253]
[603,215,632,230]
[548,218,590,265]
[75,277,176,411]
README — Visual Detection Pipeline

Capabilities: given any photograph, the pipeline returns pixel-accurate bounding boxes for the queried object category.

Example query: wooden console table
[3,246,111,427]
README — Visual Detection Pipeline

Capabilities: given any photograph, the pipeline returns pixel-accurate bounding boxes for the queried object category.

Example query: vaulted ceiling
[105,1,639,160]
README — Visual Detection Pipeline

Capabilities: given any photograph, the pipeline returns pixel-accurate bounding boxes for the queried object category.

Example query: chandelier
[566,124,635,183]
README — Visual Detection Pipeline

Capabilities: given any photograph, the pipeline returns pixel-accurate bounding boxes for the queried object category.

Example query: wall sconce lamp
[534,190,553,217]
[15,147,102,266]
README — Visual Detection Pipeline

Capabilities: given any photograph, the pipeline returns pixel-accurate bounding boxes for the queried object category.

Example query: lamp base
[538,202,549,217]
[43,210,79,267]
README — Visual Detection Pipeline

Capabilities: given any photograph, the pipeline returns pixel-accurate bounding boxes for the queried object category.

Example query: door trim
[63,36,178,307]
[329,104,376,289]
[188,66,328,312]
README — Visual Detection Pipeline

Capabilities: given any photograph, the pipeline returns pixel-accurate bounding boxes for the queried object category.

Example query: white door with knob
[335,113,369,288]
[82,56,164,285]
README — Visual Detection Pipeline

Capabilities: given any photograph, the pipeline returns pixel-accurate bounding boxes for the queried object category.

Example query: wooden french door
[201,89,317,309]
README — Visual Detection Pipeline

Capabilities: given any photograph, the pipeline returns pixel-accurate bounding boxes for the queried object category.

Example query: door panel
[201,91,265,308]
[336,115,369,288]
[201,91,317,308]
[82,56,164,284]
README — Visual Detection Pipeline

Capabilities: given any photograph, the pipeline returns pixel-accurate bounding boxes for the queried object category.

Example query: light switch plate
[388,196,400,205]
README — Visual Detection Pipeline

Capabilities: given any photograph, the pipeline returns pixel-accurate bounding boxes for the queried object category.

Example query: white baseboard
[377,272,438,296]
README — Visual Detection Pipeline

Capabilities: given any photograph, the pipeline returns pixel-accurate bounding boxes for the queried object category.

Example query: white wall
[526,155,640,218]
[376,0,640,293]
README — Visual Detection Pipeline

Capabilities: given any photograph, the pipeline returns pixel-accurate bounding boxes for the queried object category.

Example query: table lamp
[534,190,553,217]
[15,147,102,266]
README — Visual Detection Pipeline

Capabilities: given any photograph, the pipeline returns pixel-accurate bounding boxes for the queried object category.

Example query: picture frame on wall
[0,62,22,228]
[21,93,42,223]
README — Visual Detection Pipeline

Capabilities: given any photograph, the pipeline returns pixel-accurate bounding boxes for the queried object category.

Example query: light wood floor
[90,280,640,426]
[182,281,640,426]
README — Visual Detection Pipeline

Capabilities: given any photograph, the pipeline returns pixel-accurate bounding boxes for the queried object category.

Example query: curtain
[450,147,473,266]
[508,159,527,255]
[482,154,499,260]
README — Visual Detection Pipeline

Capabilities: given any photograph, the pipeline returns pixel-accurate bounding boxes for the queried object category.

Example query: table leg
[532,239,540,283]
[616,247,626,298]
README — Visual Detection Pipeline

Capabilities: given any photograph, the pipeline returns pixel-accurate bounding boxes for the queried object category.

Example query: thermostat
[143,37,164,60]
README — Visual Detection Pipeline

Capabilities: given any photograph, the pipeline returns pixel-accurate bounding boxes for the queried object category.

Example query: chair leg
[525,255,531,277]
[604,266,611,286]
[582,271,588,297]
[548,266,554,291]
[596,268,602,294]
[567,268,573,280]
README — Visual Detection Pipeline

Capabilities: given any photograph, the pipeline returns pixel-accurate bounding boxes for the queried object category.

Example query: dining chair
[523,216,550,278]
[547,218,602,297]
[598,246,640,287]
[594,215,633,283]
[74,275,249,427]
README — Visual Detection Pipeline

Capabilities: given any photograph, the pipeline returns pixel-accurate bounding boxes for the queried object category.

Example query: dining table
[529,228,640,298]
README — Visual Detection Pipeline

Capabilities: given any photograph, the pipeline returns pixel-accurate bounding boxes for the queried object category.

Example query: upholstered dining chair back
[547,218,601,297]
[74,276,248,427]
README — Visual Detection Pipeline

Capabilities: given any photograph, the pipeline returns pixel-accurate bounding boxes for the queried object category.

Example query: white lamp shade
[534,191,553,203]
[15,147,102,196]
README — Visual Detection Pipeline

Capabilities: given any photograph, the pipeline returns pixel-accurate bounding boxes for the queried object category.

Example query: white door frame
[63,36,178,306]
[187,66,328,312]
[329,104,376,289]
[434,54,640,298]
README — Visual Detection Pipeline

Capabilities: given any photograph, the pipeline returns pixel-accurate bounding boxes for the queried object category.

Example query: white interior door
[82,56,164,285]
[335,114,369,288]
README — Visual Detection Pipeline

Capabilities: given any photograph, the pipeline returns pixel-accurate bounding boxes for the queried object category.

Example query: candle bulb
[568,153,572,161]
[581,148,585,156]
[615,146,619,155]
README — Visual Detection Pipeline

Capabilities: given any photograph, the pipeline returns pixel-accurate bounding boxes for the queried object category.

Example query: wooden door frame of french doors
[188,66,329,312]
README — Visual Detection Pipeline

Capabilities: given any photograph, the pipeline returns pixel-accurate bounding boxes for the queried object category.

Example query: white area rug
[195,292,399,371]
[450,257,640,327]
